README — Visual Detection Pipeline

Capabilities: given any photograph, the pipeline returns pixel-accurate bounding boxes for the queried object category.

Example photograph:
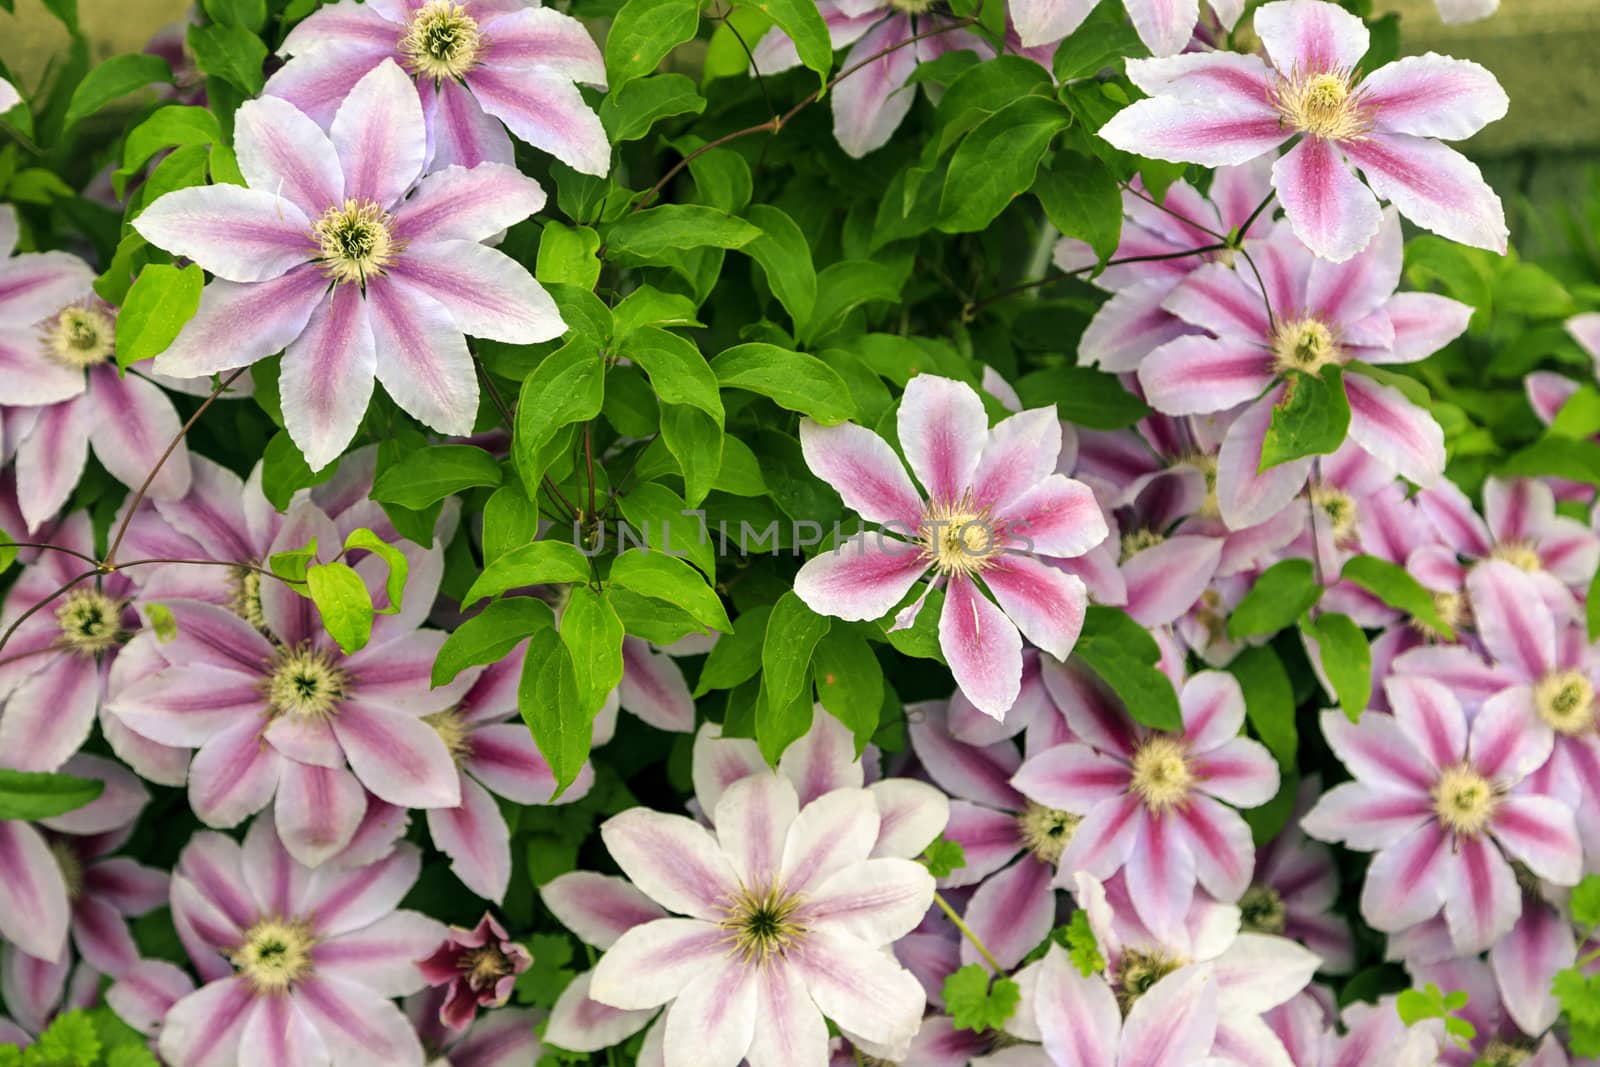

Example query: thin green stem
[933,891,1004,974]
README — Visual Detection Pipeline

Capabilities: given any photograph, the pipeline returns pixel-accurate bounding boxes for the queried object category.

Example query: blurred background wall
[0,0,1595,253]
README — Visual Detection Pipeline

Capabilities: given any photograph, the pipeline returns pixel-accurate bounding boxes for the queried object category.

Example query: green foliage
[0,768,104,820]
[945,964,1021,1034]
[1228,645,1297,773]
[919,835,967,879]
[1260,366,1351,469]
[1064,911,1106,977]
[1073,606,1182,731]
[1396,983,1476,1049]
[370,445,503,510]
[1304,612,1372,720]
[114,263,202,370]
[62,54,172,132]
[1229,559,1323,638]
[604,0,700,89]
[1340,555,1455,640]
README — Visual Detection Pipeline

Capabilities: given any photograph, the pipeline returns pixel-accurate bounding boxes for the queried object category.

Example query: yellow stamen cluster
[1238,884,1288,936]
[1116,948,1185,1014]
[1412,590,1468,641]
[41,303,115,369]
[1272,317,1341,376]
[55,589,125,656]
[232,918,316,993]
[266,644,348,721]
[1490,540,1543,573]
[919,494,1001,578]
[1478,1039,1533,1066]
[1432,764,1497,836]
[1119,528,1165,563]
[1129,736,1193,813]
[312,199,399,286]
[461,944,514,988]
[400,1,483,81]
[1310,483,1359,546]
[718,881,807,964]
[424,707,474,765]
[1534,670,1595,737]
[1016,802,1080,866]
[1272,68,1374,142]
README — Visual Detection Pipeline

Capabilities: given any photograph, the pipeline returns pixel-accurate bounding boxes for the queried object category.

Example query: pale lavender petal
[293,974,426,1067]
[0,821,69,962]
[387,240,564,343]
[131,185,312,283]
[794,534,928,622]
[1254,0,1369,73]
[311,910,443,996]
[957,856,1054,969]
[1124,535,1223,626]
[779,706,864,806]
[392,162,546,245]
[1344,132,1507,254]
[15,395,90,533]
[365,278,478,436]
[157,976,255,1067]
[274,761,367,868]
[779,788,879,896]
[544,969,657,1052]
[281,283,377,471]
[744,960,829,1067]
[799,418,923,530]
[153,266,329,379]
[1272,135,1383,263]
[1359,821,1450,932]
[802,856,933,947]
[1442,831,1520,954]
[426,775,511,901]
[791,928,925,1054]
[332,700,460,808]
[418,76,515,171]
[264,44,392,128]
[0,251,95,324]
[188,718,282,828]
[1489,900,1573,1035]
[466,66,611,176]
[899,373,986,505]
[1119,965,1219,1067]
[940,576,1024,720]
[233,94,343,219]
[480,6,605,82]
[330,60,427,208]
[239,993,329,1067]
[830,15,920,160]
[542,872,667,950]
[589,918,726,1009]
[1124,0,1201,57]
[1362,54,1508,140]
[600,809,738,920]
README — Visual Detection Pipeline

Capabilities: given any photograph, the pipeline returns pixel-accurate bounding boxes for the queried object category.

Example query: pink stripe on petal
[1466,560,1556,683]
[188,719,281,829]
[265,43,393,127]
[1359,821,1450,933]
[715,774,798,889]
[940,576,1023,720]
[1037,947,1120,1064]
[1125,0,1202,58]
[293,975,427,1067]
[233,95,343,219]
[1443,832,1519,954]
[157,976,255,1067]
[427,775,511,902]
[1344,132,1507,254]
[392,161,546,246]
[1345,373,1445,489]
[799,418,923,530]
[467,65,611,176]
[1386,675,1468,774]
[0,252,95,324]
[778,707,864,806]
[1126,810,1197,940]
[600,810,738,920]
[1061,793,1144,879]
[0,652,99,772]
[131,185,313,283]
[958,856,1055,970]
[15,396,90,533]
[745,961,828,1067]
[154,266,329,380]
[331,700,461,809]
[589,918,727,1011]
[542,872,666,950]
[1174,795,1255,901]
[1125,51,1275,108]
[1361,53,1507,141]
[0,821,70,962]
[940,801,1026,886]
[794,534,929,623]
[1271,136,1382,264]
[480,6,605,82]
[790,928,925,1054]
[329,61,427,208]
[1319,708,1432,792]
[419,74,516,170]
[1125,535,1223,626]
[280,283,377,472]
[1119,964,1219,1067]
[1180,671,1247,753]
[365,278,479,437]
[1254,0,1369,74]
[1300,781,1432,851]
[1190,738,1279,808]
[899,374,986,505]
[998,475,1107,559]
[1489,901,1574,1036]
[274,761,367,869]
[1011,744,1129,814]
[830,15,920,159]
[980,554,1087,661]
[545,969,658,1053]
[1100,95,1289,168]
[1491,795,1581,887]
[386,240,564,344]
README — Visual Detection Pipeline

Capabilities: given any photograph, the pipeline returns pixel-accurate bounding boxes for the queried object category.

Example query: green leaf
[932,56,1052,155]
[268,538,319,585]
[204,0,267,30]
[32,1012,99,1067]
[920,835,967,879]
[938,95,1068,233]
[305,561,373,653]
[1305,612,1371,721]
[616,479,714,577]
[1013,367,1151,430]
[343,528,408,615]
[710,343,855,423]
[0,530,15,576]
[621,327,723,419]
[1501,435,1600,487]
[1341,554,1455,640]
[519,624,589,796]
[1260,365,1350,469]
[742,203,817,332]
[1551,384,1600,440]
[605,0,700,88]
[370,444,502,510]
[1228,645,1297,772]
[693,606,772,697]
[1570,874,1600,928]
[63,54,172,131]
[599,72,705,142]
[1034,152,1122,263]
[1051,1,1144,80]
[757,593,830,761]
[606,204,760,258]
[433,598,554,688]
[115,105,222,197]
[1073,606,1182,731]
[660,404,723,508]
[1065,910,1106,976]
[482,484,540,565]
[514,339,605,492]
[463,541,592,606]
[811,631,883,754]
[535,221,602,289]
[944,964,1021,1034]
[561,586,625,717]
[187,22,268,95]
[608,550,731,633]
[114,263,203,370]
[0,769,104,820]
[804,259,906,344]
[1589,565,1600,643]
[1228,559,1322,638]
[748,0,830,85]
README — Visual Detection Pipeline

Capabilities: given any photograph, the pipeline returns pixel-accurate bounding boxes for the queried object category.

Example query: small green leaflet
[1259,365,1350,470]
[919,836,967,879]
[1228,559,1322,638]
[114,263,202,371]
[944,964,1020,1034]
[0,768,105,821]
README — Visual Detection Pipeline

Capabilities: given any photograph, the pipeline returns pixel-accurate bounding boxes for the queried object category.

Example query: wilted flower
[1100,0,1508,260]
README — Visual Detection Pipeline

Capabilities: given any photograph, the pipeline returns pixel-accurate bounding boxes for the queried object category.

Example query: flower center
[1535,670,1595,736]
[1016,802,1080,866]
[424,707,474,765]
[719,881,806,964]
[1273,69,1373,142]
[1272,317,1341,375]
[1238,884,1288,935]
[400,0,483,80]
[1490,540,1542,573]
[229,566,267,631]
[55,589,125,656]
[1412,590,1468,640]
[232,918,316,994]
[1115,949,1185,1014]
[1129,737,1192,812]
[1310,482,1359,545]
[1432,764,1497,836]
[1479,1040,1533,1067]
[312,199,399,286]
[266,645,347,721]
[919,494,1000,578]
[461,945,513,990]
[41,303,115,369]
[1119,527,1165,563]
[50,841,84,902]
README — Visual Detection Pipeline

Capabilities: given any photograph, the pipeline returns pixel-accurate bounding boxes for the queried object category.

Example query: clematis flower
[1240,777,1354,974]
[794,373,1107,716]
[1011,0,1238,56]
[0,206,192,530]
[1409,954,1579,1067]
[587,775,935,1065]
[266,0,608,175]
[1137,213,1472,527]
[133,60,564,469]
[592,634,709,742]
[751,4,989,159]
[1301,674,1581,954]
[0,960,99,1050]
[1012,670,1278,938]
[405,991,546,1067]
[541,871,668,1055]
[156,818,443,1067]
[0,514,139,772]
[1057,162,1275,374]
[416,913,532,1031]
[0,755,165,972]
[104,503,475,868]
[1265,991,1441,1067]
[1100,0,1509,260]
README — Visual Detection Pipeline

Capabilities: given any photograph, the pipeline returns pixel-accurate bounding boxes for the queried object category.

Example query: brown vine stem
[961,242,1231,321]
[630,16,984,214]
[1120,182,1229,243]
[0,541,99,565]
[104,367,248,568]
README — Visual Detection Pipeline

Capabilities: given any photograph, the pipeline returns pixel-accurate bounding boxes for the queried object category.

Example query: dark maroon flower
[417,914,532,1031]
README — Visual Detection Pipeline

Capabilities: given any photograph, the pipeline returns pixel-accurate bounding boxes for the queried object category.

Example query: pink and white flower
[1241,777,1354,974]
[1100,0,1509,260]
[1010,0,1239,57]
[588,775,936,1065]
[416,913,532,1031]
[156,818,443,1067]
[133,60,564,469]
[1409,954,1579,1067]
[1137,214,1471,526]
[793,373,1107,716]
[1302,674,1582,954]
[406,990,546,1067]
[1012,670,1278,938]
[266,0,608,175]
[1265,991,1441,1067]
[0,755,165,973]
